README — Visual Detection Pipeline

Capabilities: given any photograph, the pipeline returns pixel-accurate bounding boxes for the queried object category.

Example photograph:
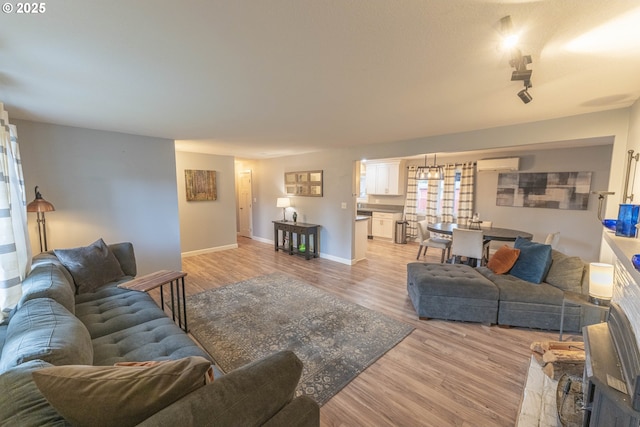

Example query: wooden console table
[273,221,320,260]
[118,270,189,332]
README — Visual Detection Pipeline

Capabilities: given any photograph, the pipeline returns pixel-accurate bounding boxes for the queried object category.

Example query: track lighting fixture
[501,15,534,104]
[517,88,533,104]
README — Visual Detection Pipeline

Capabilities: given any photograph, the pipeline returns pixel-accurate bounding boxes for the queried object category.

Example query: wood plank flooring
[181,237,561,426]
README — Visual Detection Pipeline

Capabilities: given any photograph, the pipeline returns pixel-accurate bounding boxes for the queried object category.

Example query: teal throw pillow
[509,237,553,284]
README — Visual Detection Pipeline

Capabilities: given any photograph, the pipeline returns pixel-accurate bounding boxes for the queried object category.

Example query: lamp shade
[27,186,55,213]
[276,197,291,208]
[589,262,614,304]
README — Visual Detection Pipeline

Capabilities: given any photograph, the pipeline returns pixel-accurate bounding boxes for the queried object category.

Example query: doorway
[238,170,253,238]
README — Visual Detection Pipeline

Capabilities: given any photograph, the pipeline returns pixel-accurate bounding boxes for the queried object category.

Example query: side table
[559,291,610,341]
[118,270,189,332]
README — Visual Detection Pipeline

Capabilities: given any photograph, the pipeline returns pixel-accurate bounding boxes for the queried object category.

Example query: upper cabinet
[366,160,405,195]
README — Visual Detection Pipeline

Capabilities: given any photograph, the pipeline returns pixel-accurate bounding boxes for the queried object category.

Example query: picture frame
[284,170,323,197]
[185,169,217,201]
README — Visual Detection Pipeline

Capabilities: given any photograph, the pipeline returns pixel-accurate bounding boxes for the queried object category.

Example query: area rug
[187,273,414,405]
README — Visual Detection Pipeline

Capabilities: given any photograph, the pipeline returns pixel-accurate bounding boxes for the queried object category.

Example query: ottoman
[407,263,499,324]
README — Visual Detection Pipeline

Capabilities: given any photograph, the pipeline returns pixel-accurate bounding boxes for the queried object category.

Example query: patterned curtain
[404,166,418,239]
[440,164,457,222]
[458,162,475,223]
[425,179,439,224]
[0,103,31,322]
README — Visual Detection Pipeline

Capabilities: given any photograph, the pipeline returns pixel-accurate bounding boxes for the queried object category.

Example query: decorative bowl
[632,254,640,272]
[602,219,617,232]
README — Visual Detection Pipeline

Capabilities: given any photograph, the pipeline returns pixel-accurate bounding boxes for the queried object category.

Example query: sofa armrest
[137,350,319,427]
[108,242,137,277]
[262,396,319,427]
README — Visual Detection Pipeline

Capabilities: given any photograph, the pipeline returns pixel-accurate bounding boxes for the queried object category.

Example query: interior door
[238,171,253,238]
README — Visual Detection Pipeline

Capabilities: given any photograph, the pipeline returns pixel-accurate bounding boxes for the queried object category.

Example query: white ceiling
[2,1,639,159]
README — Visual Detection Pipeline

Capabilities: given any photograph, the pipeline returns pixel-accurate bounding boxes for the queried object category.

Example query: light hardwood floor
[181,237,562,427]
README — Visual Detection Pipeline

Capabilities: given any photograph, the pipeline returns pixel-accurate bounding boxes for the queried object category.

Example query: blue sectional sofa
[407,247,594,331]
[0,241,319,426]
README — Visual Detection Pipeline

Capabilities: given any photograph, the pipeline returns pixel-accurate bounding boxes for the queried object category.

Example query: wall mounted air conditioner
[476,157,519,172]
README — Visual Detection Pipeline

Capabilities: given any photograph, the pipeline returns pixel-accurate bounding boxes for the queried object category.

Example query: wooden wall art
[185,169,217,201]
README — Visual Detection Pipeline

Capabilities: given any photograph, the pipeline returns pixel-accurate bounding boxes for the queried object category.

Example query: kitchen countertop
[356,208,403,214]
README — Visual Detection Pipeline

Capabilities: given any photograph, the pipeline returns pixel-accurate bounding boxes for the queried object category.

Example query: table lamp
[589,262,614,306]
[26,186,55,252]
[276,197,290,222]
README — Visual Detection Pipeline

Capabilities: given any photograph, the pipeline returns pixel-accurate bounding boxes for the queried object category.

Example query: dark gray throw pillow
[509,236,553,284]
[54,238,125,294]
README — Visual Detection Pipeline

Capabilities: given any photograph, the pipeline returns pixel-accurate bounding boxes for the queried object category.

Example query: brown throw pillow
[54,238,125,294]
[487,245,521,274]
[32,356,212,427]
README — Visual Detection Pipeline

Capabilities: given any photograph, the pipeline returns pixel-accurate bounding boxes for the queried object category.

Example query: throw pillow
[487,245,520,274]
[545,249,585,293]
[54,238,125,294]
[509,237,553,284]
[32,356,212,427]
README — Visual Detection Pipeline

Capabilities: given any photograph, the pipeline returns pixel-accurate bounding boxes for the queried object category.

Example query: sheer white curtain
[0,103,31,322]
[458,162,475,222]
[404,166,418,239]
[440,164,457,222]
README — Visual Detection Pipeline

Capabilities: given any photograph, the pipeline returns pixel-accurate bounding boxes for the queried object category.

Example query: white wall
[175,151,238,254]
[252,149,355,264]
[16,119,182,275]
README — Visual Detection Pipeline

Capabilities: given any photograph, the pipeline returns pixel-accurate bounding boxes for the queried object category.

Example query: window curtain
[440,164,457,222]
[458,162,475,223]
[0,103,31,322]
[404,166,418,239]
[425,179,439,224]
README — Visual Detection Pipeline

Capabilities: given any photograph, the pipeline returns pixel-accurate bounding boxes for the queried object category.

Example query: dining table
[427,222,533,242]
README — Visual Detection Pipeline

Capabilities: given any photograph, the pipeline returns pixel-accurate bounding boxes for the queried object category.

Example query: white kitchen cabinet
[372,212,402,239]
[365,161,405,195]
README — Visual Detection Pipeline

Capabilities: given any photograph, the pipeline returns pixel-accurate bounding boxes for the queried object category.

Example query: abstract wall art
[185,169,217,201]
[496,171,591,210]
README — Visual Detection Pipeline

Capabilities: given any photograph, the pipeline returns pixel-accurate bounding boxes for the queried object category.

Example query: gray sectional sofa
[0,241,319,426]
[407,248,596,331]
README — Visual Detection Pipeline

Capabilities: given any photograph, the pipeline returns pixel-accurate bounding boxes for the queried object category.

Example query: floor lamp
[26,186,55,252]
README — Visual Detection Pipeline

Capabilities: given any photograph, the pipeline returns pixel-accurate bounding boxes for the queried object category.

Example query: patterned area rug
[187,273,414,405]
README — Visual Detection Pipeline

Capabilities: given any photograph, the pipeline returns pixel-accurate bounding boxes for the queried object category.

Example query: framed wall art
[284,170,323,197]
[496,171,591,210]
[185,169,217,201]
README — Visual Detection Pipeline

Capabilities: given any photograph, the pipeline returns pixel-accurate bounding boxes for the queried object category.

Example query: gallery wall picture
[496,171,592,210]
[185,169,217,201]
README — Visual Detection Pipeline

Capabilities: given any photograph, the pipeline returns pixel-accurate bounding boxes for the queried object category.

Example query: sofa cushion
[487,245,520,274]
[32,356,212,427]
[54,238,126,294]
[477,267,565,305]
[0,359,69,426]
[545,250,585,293]
[75,285,169,339]
[91,316,214,366]
[18,263,76,314]
[0,298,93,372]
[509,237,553,284]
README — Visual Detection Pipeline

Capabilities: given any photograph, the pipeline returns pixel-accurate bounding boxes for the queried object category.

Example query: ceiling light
[517,88,533,104]
[500,15,521,50]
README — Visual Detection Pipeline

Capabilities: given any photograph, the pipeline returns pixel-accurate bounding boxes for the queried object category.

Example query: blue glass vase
[616,204,640,237]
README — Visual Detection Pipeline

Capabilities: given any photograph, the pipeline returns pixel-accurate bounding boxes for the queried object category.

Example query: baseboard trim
[181,243,239,258]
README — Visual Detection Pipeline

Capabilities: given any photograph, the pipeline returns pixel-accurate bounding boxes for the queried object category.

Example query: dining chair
[450,228,485,266]
[416,220,452,263]
[480,221,493,261]
[545,232,560,249]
